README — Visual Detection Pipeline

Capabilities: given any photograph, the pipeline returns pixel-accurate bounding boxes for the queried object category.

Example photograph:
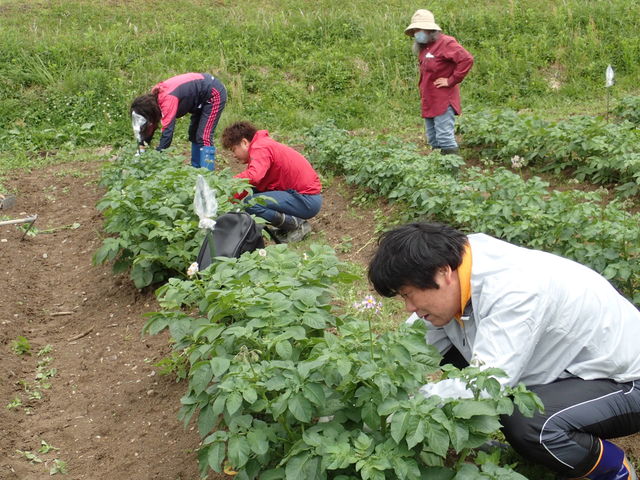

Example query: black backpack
[196,212,265,270]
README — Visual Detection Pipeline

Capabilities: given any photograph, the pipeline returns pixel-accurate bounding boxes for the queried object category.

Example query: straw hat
[404,9,441,36]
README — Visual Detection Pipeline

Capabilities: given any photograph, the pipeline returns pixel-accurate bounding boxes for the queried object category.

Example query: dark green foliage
[145,245,541,479]
[94,147,251,288]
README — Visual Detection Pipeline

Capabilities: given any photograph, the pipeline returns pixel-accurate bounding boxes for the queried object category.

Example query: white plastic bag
[193,175,218,230]
[131,111,146,143]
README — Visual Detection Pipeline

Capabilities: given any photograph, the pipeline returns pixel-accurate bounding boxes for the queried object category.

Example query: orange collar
[455,244,472,325]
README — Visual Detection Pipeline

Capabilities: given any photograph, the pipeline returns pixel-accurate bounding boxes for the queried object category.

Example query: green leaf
[247,429,269,455]
[283,326,307,340]
[406,418,425,449]
[285,453,322,480]
[452,400,498,419]
[298,359,325,379]
[228,435,251,469]
[419,451,445,467]
[210,357,231,377]
[303,383,326,406]
[190,362,213,395]
[391,456,422,480]
[449,422,469,452]
[288,393,312,423]
[377,398,399,416]
[336,359,352,377]
[260,468,286,480]
[276,340,293,360]
[390,410,410,444]
[242,387,258,404]
[452,463,481,479]
[357,362,378,380]
[271,391,291,418]
[424,423,450,458]
[211,394,226,417]
[197,403,217,437]
[302,312,327,329]
[264,375,287,391]
[206,442,226,473]
[468,415,502,434]
[362,401,379,431]
[226,392,243,416]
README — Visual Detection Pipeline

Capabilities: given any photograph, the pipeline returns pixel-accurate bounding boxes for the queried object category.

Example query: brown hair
[221,121,258,149]
[130,93,161,125]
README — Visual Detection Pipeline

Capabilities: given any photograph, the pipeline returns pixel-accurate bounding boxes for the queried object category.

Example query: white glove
[419,378,479,401]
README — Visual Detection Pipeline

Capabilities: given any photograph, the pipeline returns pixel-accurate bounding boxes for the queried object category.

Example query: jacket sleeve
[420,291,544,400]
[234,146,272,185]
[156,95,179,150]
[445,41,474,87]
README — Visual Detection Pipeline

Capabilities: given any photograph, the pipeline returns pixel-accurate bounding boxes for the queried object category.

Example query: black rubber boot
[440,148,460,155]
[271,212,300,232]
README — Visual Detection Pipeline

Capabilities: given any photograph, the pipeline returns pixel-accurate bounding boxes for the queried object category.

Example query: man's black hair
[368,222,468,297]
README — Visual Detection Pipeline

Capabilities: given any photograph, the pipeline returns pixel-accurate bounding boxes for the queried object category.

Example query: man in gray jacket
[368,222,640,480]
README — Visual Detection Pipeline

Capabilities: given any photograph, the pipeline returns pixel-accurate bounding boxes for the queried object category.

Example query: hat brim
[404,22,441,36]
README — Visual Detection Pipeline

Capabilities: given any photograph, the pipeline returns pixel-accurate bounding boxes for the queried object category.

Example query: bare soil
[0,151,384,480]
[1,150,638,480]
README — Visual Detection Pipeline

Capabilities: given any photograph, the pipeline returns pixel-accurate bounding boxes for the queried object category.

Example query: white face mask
[414,31,429,44]
[414,30,437,44]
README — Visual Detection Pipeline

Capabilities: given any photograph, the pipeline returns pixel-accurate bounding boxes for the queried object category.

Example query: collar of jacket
[455,243,473,326]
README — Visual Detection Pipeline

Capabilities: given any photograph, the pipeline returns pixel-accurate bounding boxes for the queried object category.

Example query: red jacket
[417,34,474,118]
[234,131,322,200]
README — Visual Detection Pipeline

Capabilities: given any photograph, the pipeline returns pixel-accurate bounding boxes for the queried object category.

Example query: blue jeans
[424,105,458,149]
[244,190,322,224]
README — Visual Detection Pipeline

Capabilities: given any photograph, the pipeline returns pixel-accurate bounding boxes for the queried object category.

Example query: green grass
[1,0,639,175]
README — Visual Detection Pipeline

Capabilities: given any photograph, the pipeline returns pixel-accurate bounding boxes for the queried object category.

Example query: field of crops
[1,0,639,479]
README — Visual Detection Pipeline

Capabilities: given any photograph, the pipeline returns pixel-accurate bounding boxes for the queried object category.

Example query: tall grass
[1,0,639,159]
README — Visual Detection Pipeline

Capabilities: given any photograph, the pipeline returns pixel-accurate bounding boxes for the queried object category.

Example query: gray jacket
[411,233,640,398]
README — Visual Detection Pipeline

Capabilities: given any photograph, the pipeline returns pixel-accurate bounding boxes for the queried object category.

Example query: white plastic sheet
[605,65,615,88]
[193,175,218,230]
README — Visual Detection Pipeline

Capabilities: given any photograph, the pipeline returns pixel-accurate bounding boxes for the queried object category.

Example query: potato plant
[144,245,541,480]
[305,122,640,305]
[458,109,640,196]
[94,147,252,288]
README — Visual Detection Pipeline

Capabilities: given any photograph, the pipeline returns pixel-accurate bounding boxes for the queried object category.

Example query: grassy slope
[0,0,639,187]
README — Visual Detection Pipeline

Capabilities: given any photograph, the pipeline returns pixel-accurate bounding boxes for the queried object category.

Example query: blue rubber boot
[191,143,201,168]
[585,440,637,480]
[200,145,216,171]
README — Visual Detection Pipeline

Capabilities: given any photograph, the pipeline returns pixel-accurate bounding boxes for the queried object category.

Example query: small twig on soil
[51,311,74,316]
[67,327,94,342]
[355,237,375,255]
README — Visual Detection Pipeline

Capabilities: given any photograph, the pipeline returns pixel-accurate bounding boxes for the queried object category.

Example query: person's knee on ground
[501,409,637,480]
[581,440,637,480]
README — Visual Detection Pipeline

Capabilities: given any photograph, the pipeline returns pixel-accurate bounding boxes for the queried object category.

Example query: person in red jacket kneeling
[221,121,323,243]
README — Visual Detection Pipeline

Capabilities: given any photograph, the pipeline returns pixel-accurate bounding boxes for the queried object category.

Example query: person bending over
[130,72,227,170]
[368,222,640,480]
[221,121,322,243]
